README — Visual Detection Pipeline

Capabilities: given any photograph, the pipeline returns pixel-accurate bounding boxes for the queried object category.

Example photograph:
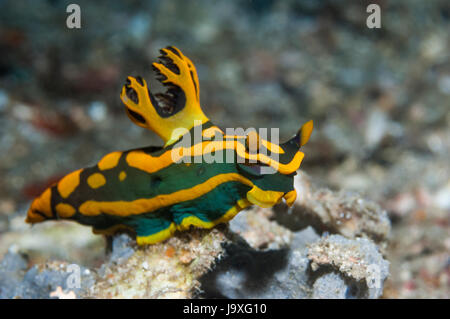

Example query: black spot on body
[151,176,162,187]
[197,167,206,176]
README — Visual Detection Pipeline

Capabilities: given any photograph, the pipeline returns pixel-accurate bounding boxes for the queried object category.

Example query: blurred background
[0,0,448,298]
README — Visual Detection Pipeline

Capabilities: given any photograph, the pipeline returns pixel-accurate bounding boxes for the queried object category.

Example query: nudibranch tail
[26,188,53,223]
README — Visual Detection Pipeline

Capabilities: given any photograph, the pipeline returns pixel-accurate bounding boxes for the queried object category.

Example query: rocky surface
[308,235,389,298]
[0,245,95,299]
[275,173,391,248]
[90,229,228,299]
[1,229,228,299]
[0,175,390,299]
[200,227,388,299]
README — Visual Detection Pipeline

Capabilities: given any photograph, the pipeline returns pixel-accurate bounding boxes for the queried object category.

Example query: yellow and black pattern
[26,46,313,245]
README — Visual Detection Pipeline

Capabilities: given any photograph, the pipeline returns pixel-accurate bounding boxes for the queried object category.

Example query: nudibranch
[26,46,313,245]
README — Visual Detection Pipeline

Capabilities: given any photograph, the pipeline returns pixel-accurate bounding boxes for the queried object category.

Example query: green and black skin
[26,121,306,244]
[26,46,312,245]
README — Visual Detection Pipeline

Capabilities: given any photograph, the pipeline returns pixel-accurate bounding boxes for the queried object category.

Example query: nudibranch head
[26,46,313,245]
[233,120,313,208]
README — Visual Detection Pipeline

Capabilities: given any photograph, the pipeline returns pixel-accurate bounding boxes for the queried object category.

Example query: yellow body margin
[176,198,251,231]
[78,173,254,217]
[136,199,251,245]
[136,223,177,245]
[126,140,304,177]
